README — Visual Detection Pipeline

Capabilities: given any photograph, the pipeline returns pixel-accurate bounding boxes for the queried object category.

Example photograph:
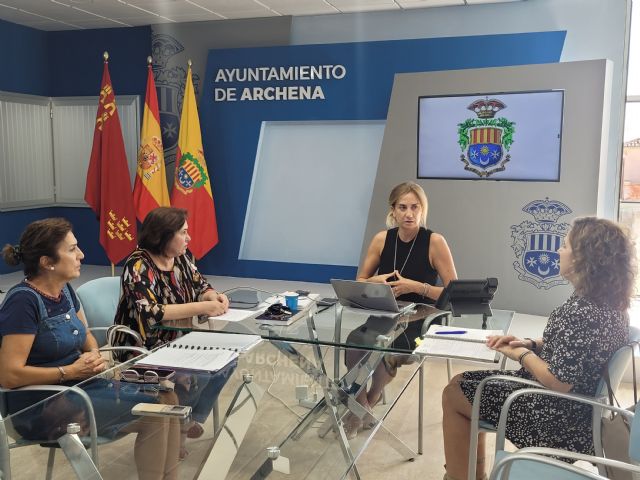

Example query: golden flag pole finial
[147,56,152,65]
[103,51,109,63]
[187,59,192,68]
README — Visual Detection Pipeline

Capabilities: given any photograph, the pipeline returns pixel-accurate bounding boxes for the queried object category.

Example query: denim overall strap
[1,284,86,367]
[60,283,74,309]
[0,285,48,320]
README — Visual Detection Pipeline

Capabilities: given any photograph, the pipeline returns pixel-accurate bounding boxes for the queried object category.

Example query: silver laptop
[330,279,415,314]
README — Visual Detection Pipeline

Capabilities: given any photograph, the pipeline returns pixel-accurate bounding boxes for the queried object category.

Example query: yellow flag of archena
[171,63,218,259]
[133,59,170,222]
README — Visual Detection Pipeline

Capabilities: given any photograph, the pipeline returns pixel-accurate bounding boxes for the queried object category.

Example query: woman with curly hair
[441,217,635,480]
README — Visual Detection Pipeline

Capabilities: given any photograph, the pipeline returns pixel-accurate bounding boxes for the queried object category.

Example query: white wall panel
[240,120,384,266]
[0,93,139,210]
[0,93,54,209]
[52,96,140,206]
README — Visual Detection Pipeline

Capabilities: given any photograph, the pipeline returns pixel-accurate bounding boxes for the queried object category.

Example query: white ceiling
[0,0,522,31]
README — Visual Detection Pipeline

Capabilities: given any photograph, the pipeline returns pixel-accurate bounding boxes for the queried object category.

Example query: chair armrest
[517,446,640,474]
[106,325,143,348]
[0,384,69,394]
[471,375,544,429]
[0,384,99,465]
[468,375,543,480]
[99,346,149,356]
[489,451,608,480]
[495,387,627,452]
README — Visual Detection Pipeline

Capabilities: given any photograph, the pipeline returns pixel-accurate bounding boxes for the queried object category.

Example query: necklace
[24,279,62,302]
[393,229,419,276]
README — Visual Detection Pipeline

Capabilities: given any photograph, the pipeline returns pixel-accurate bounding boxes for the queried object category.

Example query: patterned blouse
[459,292,629,454]
[113,248,214,351]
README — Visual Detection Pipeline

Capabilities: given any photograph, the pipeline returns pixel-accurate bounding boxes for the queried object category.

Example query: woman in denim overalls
[0,218,180,480]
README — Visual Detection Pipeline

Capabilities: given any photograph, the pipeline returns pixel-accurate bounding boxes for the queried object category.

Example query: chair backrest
[596,346,633,400]
[594,324,640,400]
[76,277,121,347]
[591,329,640,463]
[0,390,10,478]
[628,402,640,464]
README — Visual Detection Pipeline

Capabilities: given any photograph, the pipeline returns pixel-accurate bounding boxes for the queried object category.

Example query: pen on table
[435,330,467,335]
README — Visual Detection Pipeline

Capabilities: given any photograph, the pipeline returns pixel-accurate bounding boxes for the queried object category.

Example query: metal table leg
[57,423,102,480]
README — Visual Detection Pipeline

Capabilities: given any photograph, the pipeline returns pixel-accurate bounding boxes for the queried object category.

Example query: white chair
[489,395,640,479]
[0,385,101,480]
[468,331,640,480]
[76,276,145,355]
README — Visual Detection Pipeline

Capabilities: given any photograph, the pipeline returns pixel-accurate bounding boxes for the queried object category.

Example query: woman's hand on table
[363,272,397,284]
[202,290,230,312]
[387,271,422,297]
[486,334,532,350]
[217,292,229,310]
[201,300,228,317]
[493,344,529,362]
[70,351,108,379]
[486,335,531,361]
[486,334,519,349]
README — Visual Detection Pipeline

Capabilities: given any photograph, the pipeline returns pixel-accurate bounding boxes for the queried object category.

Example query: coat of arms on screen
[510,198,571,290]
[457,98,515,177]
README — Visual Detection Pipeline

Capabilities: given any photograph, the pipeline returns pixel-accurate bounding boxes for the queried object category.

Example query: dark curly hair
[2,218,72,279]
[569,217,636,311]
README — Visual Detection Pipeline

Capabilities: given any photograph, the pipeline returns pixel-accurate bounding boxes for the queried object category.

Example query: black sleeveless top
[378,227,438,304]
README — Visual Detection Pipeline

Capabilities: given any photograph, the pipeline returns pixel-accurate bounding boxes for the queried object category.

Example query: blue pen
[435,330,467,335]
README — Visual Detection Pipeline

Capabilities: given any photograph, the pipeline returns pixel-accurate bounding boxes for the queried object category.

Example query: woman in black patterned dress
[441,217,635,480]
[114,206,232,458]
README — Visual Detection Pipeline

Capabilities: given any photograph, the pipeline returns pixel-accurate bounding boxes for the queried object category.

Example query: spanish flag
[133,58,170,221]
[171,63,218,259]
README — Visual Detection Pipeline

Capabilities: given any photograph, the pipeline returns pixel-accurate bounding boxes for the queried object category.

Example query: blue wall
[48,26,151,97]
[196,32,566,282]
[0,23,151,274]
[0,19,48,96]
[0,17,566,280]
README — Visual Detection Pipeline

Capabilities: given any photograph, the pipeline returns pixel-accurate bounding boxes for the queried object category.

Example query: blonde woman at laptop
[344,181,457,437]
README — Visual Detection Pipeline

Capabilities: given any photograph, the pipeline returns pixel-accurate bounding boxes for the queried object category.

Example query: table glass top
[2,340,426,480]
[157,287,513,355]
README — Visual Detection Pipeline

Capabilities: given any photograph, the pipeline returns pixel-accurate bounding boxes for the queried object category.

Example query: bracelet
[518,350,533,366]
[57,366,67,383]
[422,283,430,298]
[525,337,538,352]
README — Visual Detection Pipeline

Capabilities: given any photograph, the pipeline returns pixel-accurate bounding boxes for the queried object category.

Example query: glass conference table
[2,341,429,480]
[157,288,514,478]
[1,290,513,480]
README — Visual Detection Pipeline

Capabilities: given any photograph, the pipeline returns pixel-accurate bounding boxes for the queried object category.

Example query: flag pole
[107,51,112,280]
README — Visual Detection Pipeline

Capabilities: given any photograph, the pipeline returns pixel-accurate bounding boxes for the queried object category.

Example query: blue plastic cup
[284,292,299,311]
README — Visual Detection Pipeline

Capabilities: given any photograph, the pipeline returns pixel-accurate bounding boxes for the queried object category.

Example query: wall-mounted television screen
[417,90,564,181]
